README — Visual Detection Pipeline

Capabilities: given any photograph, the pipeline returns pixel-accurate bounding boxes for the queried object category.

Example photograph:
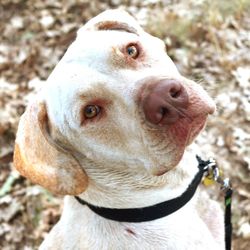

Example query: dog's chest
[55,204,218,250]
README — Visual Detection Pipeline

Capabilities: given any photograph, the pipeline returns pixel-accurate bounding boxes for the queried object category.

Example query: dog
[14,10,224,250]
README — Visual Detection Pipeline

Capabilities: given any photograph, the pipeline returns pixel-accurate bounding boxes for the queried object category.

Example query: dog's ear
[13,101,88,195]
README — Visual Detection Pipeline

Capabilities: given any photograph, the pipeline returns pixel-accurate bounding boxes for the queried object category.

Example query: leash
[75,155,233,250]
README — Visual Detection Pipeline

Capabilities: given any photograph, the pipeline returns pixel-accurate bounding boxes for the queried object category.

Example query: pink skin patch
[125,228,136,236]
[153,116,207,176]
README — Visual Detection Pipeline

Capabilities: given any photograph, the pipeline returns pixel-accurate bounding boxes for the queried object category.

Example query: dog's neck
[77,148,198,209]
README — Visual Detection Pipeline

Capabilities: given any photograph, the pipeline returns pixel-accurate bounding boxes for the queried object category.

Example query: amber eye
[84,105,101,119]
[126,44,139,59]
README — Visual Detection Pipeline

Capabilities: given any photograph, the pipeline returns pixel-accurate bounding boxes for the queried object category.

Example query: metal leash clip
[204,157,232,193]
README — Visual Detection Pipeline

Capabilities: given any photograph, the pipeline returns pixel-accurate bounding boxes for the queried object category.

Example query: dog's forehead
[45,11,166,92]
[42,9,180,124]
[63,31,139,69]
[45,32,139,94]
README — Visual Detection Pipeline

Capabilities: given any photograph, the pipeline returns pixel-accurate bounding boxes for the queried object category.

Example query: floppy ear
[13,101,88,195]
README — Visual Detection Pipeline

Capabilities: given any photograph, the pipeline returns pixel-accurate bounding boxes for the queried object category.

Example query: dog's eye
[126,44,139,59]
[84,105,101,119]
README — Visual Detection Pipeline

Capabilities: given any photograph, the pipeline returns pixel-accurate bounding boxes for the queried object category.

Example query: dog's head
[14,10,215,195]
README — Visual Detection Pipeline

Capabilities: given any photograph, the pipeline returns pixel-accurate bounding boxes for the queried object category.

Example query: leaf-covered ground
[0,0,250,249]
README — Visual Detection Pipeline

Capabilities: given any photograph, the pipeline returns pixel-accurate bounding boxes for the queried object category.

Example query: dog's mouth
[185,115,207,145]
[167,114,207,146]
[150,115,207,176]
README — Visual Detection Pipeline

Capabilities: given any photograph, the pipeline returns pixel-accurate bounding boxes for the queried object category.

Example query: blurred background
[0,0,249,249]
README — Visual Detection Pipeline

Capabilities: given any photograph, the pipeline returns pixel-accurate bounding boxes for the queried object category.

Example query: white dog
[14,10,224,250]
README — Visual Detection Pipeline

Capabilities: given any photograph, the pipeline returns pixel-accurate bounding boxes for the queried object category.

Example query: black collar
[75,156,209,223]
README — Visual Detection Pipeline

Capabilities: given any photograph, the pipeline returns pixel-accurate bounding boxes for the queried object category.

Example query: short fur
[14,10,224,250]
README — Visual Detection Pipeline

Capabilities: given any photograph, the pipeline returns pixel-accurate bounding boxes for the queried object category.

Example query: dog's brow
[95,21,139,36]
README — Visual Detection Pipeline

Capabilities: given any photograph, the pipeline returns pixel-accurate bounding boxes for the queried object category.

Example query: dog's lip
[151,151,185,177]
[151,152,188,177]
[150,116,207,177]
[153,168,169,176]
[185,115,207,145]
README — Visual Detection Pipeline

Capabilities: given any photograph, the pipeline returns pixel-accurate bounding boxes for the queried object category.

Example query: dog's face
[14,10,215,195]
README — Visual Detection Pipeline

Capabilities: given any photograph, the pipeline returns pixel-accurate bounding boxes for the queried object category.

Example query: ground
[0,0,250,249]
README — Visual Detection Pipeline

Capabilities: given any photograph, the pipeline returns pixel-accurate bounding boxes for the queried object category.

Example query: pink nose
[141,79,189,125]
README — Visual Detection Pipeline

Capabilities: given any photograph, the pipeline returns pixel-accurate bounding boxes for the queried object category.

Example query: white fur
[34,10,223,249]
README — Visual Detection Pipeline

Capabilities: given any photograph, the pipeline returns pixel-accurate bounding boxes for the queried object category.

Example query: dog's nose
[141,79,189,125]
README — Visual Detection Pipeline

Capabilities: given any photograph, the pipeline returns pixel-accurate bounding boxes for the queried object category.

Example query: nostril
[170,87,182,99]
[160,107,168,116]
[167,83,189,109]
